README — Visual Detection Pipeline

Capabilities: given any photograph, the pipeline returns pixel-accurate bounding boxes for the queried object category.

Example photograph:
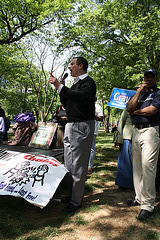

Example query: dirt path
[52,182,160,240]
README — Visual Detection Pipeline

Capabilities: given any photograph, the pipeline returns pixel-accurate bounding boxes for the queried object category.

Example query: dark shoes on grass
[60,196,71,203]
[127,199,154,220]
[60,196,82,213]
[64,203,82,213]
[138,209,154,220]
[127,199,140,206]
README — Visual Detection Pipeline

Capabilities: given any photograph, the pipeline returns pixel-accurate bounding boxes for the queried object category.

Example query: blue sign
[108,88,136,109]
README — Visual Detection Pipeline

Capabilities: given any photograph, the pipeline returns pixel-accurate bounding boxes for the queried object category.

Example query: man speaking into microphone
[60,73,68,85]
[49,57,96,213]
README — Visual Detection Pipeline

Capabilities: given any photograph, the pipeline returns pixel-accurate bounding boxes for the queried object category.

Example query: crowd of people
[1,56,160,220]
[49,61,160,220]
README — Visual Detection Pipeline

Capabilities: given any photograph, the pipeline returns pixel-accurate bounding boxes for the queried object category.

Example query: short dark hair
[74,57,88,72]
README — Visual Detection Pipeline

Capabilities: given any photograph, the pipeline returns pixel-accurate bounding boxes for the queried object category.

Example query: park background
[1,0,160,239]
[1,0,160,128]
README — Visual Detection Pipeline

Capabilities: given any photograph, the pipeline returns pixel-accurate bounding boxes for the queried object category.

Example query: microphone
[62,73,68,80]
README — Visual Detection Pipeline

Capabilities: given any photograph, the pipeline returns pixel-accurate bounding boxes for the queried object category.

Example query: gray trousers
[64,120,94,206]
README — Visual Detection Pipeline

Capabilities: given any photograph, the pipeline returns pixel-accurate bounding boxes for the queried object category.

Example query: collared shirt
[58,73,88,94]
[74,73,88,84]
[131,86,160,125]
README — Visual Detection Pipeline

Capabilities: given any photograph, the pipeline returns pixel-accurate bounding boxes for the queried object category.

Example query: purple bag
[13,112,35,123]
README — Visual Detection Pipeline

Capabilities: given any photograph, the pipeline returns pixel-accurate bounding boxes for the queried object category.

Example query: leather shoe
[64,203,82,213]
[127,199,140,206]
[60,196,71,203]
[138,209,154,220]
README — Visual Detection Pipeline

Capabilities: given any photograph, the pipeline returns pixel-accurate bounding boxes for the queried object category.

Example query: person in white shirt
[0,116,5,143]
[88,99,103,173]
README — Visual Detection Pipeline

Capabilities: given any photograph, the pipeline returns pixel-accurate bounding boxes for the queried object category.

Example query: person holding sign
[115,108,134,189]
[49,57,96,213]
[127,69,160,220]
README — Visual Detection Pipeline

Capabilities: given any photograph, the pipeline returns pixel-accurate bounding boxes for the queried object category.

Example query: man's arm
[95,115,103,121]
[126,83,149,113]
[131,105,158,116]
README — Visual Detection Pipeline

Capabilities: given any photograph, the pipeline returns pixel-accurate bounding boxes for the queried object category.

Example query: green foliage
[1,0,160,122]
[58,0,160,91]
[0,35,64,121]
[0,90,30,117]
[0,45,26,83]
[0,0,75,45]
[55,0,160,125]
[0,0,77,120]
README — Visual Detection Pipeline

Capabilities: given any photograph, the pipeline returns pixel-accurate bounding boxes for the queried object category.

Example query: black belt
[135,124,158,129]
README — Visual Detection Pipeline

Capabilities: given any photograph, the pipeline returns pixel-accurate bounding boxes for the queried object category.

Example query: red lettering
[23,154,60,167]
[34,159,43,162]
[52,163,59,167]
[35,154,47,158]
[52,158,61,165]
[24,155,36,161]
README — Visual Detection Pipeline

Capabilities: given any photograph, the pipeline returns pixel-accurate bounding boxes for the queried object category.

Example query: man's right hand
[137,83,149,92]
[48,73,61,90]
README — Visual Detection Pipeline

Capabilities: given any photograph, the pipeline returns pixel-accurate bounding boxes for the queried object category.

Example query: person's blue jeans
[88,135,97,169]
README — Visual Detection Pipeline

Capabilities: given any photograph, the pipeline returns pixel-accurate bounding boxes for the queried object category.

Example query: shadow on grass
[0,195,72,239]
[1,187,159,240]
[0,132,119,239]
[0,188,159,240]
[0,132,159,239]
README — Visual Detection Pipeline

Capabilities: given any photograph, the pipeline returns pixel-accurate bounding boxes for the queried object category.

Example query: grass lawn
[0,130,160,239]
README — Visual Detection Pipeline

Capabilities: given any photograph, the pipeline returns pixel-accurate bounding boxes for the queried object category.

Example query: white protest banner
[0,148,68,208]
